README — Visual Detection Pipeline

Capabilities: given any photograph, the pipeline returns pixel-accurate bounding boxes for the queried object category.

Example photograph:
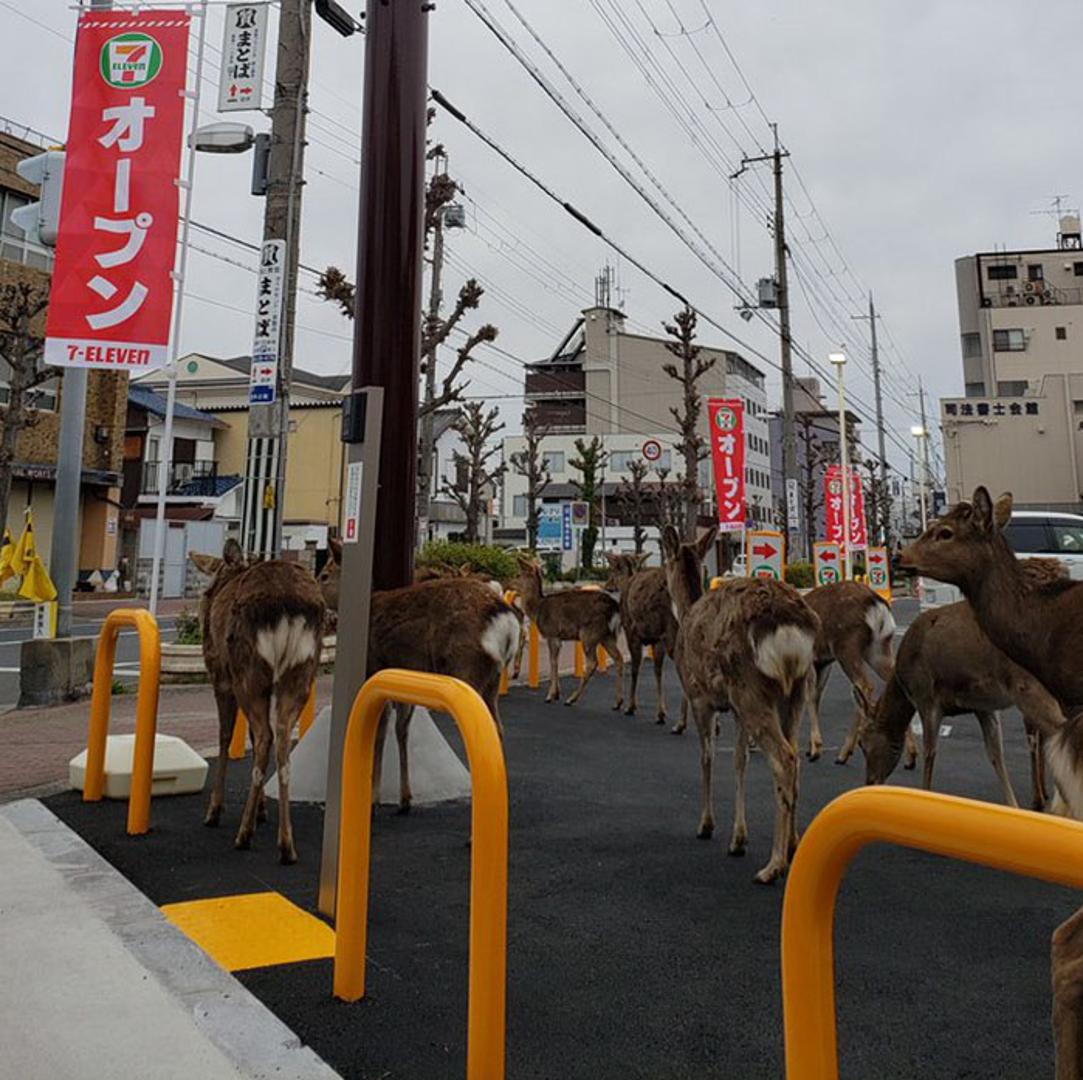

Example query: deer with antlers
[900,488,1083,1078]
[662,525,820,884]
[318,539,520,812]
[603,552,678,726]
[190,542,325,864]
[515,555,624,708]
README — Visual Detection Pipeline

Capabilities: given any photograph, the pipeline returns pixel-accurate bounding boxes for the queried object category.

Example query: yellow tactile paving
[161,891,335,972]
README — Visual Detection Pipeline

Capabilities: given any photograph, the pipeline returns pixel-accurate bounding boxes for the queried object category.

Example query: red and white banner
[707,398,745,532]
[44,10,190,371]
[824,465,868,552]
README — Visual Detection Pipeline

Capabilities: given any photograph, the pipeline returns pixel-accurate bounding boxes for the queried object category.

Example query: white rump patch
[751,624,815,695]
[486,579,503,596]
[1046,727,1083,820]
[865,602,896,645]
[481,610,521,667]
[256,615,318,680]
[608,610,621,635]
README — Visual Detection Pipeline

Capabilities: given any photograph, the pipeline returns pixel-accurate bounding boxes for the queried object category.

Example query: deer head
[900,487,1013,591]
[661,525,718,619]
[854,683,907,785]
[316,537,342,611]
[189,538,247,594]
[602,551,649,591]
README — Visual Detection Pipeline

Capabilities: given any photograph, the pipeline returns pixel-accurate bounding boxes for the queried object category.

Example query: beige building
[944,217,1083,508]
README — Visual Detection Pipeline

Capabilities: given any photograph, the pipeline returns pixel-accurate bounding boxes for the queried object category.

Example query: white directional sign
[249,239,285,404]
[866,545,891,598]
[814,541,842,586]
[218,3,269,113]
[747,529,785,581]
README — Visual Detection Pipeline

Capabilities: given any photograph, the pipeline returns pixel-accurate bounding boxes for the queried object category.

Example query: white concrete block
[69,734,209,799]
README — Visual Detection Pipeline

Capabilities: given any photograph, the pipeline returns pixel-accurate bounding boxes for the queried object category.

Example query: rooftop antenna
[1030,195,1081,249]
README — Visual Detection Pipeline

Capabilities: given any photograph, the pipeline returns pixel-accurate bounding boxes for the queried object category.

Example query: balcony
[142,460,219,496]
[525,368,585,398]
[984,284,1083,308]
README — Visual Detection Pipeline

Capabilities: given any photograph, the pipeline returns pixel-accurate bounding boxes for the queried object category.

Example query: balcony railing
[142,460,218,496]
[985,284,1083,308]
[524,369,585,398]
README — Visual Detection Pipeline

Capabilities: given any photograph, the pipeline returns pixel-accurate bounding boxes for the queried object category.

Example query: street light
[829,352,852,580]
[189,121,256,154]
[911,424,930,532]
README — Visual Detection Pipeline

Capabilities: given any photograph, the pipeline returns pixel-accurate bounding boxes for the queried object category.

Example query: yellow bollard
[83,609,162,836]
[229,709,248,760]
[528,620,540,688]
[597,645,609,672]
[574,641,585,677]
[298,681,317,739]
[334,669,508,1080]
[781,787,1083,1080]
[710,576,724,590]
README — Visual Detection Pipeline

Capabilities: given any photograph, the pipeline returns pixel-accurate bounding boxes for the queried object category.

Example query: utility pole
[852,292,889,543]
[733,126,795,537]
[240,0,312,558]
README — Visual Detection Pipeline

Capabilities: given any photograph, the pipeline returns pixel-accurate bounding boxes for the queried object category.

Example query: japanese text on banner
[707,398,745,532]
[823,465,868,551]
[43,11,190,371]
[218,4,268,112]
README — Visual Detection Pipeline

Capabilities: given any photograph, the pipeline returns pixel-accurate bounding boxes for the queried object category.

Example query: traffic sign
[813,541,842,586]
[642,439,662,462]
[747,529,784,581]
[866,545,891,601]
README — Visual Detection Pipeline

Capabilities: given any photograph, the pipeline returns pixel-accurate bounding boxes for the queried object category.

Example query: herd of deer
[189,485,1083,1075]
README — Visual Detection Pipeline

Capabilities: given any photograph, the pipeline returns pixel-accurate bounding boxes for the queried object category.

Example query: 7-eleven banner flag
[43,10,191,371]
[707,398,745,532]
[824,465,868,552]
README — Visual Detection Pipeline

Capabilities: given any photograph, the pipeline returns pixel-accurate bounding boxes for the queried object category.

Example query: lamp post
[830,352,851,580]
[911,424,930,532]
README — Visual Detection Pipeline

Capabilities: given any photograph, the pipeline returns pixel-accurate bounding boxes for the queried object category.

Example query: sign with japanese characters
[537,505,562,547]
[561,504,573,551]
[707,398,745,532]
[249,239,285,404]
[218,4,268,112]
[785,478,800,533]
[824,465,868,552]
[943,398,1040,419]
[746,529,784,581]
[43,10,190,371]
[813,541,842,586]
[866,545,891,600]
[342,460,363,543]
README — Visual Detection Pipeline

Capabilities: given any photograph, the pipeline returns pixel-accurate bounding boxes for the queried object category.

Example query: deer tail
[750,622,816,698]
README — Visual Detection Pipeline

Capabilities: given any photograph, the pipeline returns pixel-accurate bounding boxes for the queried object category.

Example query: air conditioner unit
[174,463,194,484]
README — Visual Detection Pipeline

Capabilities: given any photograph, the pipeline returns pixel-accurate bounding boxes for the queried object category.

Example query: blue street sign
[538,505,562,546]
[562,503,573,551]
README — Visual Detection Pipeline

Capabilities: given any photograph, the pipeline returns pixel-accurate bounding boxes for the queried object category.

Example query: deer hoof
[655,715,666,725]
[623,705,636,716]
[834,754,850,766]
[753,865,784,886]
[728,841,746,857]
[903,759,917,771]
[234,831,252,851]
[279,844,298,865]
[396,801,412,816]
[807,749,822,763]
[670,724,686,736]
[203,806,222,828]
[697,822,714,840]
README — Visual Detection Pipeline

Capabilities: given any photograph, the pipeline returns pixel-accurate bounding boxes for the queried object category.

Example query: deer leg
[245,720,268,823]
[1052,904,1083,1080]
[623,637,643,717]
[565,637,600,706]
[372,706,390,807]
[836,657,875,765]
[545,638,562,703]
[1027,719,1049,811]
[692,700,716,839]
[235,698,272,851]
[749,719,798,885]
[808,664,829,762]
[975,710,1019,808]
[671,695,688,736]
[652,642,667,725]
[603,632,625,711]
[919,705,942,791]
[512,616,528,680]
[204,686,237,828]
[396,704,414,815]
[903,723,919,770]
[272,667,311,865]
[729,725,749,856]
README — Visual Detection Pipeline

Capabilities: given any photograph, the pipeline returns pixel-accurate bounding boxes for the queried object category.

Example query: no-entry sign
[814,541,842,586]
[747,529,785,581]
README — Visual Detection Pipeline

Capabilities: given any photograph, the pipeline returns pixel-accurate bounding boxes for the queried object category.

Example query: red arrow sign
[868,551,884,564]
[752,542,777,559]
[820,550,837,562]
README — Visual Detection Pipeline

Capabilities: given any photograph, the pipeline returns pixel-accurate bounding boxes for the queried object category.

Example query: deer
[603,552,678,726]
[662,524,820,884]
[899,487,1083,1078]
[802,580,915,766]
[317,539,520,812]
[190,541,326,864]
[515,555,624,709]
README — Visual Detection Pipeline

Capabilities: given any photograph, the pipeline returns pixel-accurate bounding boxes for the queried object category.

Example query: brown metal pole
[352,0,430,591]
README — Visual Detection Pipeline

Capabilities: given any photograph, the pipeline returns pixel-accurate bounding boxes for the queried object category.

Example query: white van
[919,509,1083,609]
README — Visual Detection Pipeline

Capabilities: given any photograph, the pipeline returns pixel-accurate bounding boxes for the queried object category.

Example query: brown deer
[318,539,520,811]
[802,580,912,766]
[900,488,1083,1077]
[662,524,820,884]
[515,555,624,708]
[190,541,325,864]
[603,552,678,726]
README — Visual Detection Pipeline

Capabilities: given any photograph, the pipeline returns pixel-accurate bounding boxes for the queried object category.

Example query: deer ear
[189,552,221,576]
[328,537,343,562]
[993,492,1013,530]
[971,487,994,533]
[661,525,681,560]
[694,525,719,561]
[222,538,245,566]
[603,551,620,567]
[634,552,650,570]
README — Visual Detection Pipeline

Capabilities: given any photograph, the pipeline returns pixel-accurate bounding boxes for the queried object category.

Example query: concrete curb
[0,799,340,1080]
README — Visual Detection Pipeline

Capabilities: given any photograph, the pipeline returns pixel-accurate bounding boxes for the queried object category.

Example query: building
[419,408,480,543]
[0,128,127,583]
[943,217,1083,509]
[502,304,771,563]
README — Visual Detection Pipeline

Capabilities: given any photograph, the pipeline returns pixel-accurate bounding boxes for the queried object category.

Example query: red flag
[824,465,867,552]
[44,10,191,371]
[707,398,745,532]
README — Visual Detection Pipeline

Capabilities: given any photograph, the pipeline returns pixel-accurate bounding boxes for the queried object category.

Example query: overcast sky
[6,1,1083,479]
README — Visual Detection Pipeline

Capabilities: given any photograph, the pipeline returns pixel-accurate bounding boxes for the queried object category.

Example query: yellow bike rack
[781,786,1083,1079]
[83,608,162,836]
[527,619,540,688]
[334,668,509,1080]
[499,590,517,695]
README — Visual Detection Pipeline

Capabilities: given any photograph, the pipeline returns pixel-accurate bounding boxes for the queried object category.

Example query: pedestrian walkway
[0,799,338,1080]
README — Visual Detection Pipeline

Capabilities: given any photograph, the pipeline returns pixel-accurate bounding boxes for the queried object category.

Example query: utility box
[757,276,779,308]
[69,734,208,799]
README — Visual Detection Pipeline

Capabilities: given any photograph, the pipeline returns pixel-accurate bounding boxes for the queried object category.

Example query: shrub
[417,541,519,585]
[785,561,814,588]
[174,607,202,645]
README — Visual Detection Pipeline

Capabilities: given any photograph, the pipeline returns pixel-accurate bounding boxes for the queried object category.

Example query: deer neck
[961,539,1040,663]
[518,574,543,617]
[668,552,703,622]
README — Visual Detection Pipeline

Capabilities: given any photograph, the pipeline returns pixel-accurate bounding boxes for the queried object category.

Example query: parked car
[919,509,1083,609]
[725,553,747,578]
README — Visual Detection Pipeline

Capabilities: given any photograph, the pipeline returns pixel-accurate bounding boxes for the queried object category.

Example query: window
[512,495,528,518]
[1027,264,1045,282]
[964,382,986,397]
[1003,520,1052,555]
[961,333,982,359]
[987,264,1017,281]
[0,191,52,270]
[997,380,1028,396]
[1052,523,1083,553]
[1074,262,1083,277]
[992,328,1026,352]
[1057,326,1068,341]
[542,450,564,473]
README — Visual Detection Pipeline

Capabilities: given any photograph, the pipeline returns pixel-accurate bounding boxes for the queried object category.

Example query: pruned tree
[508,408,551,549]
[860,455,891,547]
[441,402,506,544]
[0,282,57,540]
[568,435,606,569]
[652,465,684,531]
[662,306,715,539]
[796,413,838,561]
[615,458,650,553]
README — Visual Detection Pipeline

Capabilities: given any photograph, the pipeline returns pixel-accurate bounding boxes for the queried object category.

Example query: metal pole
[148,0,207,613]
[416,202,445,548]
[835,359,852,580]
[773,126,797,541]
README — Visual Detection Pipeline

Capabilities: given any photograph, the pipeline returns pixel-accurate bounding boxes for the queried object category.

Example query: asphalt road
[45,597,1078,1079]
[0,617,177,705]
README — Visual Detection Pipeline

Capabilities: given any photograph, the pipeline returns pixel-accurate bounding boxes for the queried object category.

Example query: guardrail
[83,608,162,835]
[333,668,508,1080]
[780,786,1083,1079]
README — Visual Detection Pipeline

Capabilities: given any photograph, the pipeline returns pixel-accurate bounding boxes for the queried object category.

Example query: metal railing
[141,459,218,496]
